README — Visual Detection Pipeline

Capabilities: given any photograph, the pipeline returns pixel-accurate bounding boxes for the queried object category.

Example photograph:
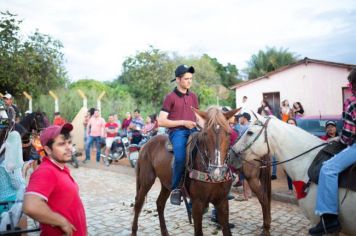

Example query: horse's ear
[192,107,207,129]
[224,107,241,120]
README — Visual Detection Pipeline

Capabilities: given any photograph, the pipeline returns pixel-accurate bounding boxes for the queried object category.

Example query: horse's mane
[20,112,36,125]
[204,106,230,133]
[266,116,324,144]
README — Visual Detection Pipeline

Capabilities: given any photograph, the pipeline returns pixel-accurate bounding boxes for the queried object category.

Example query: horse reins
[234,116,328,169]
[189,124,230,172]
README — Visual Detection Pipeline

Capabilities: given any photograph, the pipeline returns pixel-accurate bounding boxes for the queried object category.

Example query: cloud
[2,0,356,81]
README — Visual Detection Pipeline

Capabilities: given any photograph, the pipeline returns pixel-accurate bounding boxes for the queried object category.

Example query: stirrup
[170,189,182,205]
[166,140,173,152]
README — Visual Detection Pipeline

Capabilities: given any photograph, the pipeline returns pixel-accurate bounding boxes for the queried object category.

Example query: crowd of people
[256,98,305,121]
[83,108,158,163]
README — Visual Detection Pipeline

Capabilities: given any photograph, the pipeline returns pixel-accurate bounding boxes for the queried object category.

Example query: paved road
[29,162,312,235]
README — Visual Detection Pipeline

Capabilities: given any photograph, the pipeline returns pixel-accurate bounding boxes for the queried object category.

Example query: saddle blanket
[308,141,356,191]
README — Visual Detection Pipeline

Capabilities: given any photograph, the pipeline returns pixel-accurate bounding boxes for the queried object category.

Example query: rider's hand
[182,120,196,129]
[60,219,76,236]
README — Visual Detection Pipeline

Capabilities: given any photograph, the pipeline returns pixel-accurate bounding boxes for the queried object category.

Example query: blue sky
[3,0,356,82]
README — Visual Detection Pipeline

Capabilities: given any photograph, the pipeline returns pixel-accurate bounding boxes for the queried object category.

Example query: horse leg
[156,184,171,236]
[192,200,204,236]
[216,200,232,236]
[131,165,156,236]
[247,177,271,236]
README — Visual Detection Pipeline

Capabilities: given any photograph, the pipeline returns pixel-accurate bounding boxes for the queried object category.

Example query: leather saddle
[308,141,356,191]
[164,133,198,169]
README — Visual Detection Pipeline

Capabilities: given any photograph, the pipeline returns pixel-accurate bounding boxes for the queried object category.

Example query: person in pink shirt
[84,109,105,163]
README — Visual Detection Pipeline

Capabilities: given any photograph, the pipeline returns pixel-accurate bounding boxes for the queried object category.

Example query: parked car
[297,115,343,138]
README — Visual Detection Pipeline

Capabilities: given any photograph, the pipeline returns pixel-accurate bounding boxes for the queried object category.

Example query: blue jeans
[315,143,356,215]
[85,136,102,162]
[169,128,197,190]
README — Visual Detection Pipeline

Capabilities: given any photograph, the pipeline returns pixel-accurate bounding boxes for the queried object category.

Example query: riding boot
[211,208,218,223]
[170,189,182,205]
[308,214,340,235]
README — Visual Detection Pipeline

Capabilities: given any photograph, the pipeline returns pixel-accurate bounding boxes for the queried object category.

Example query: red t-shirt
[26,157,87,236]
[105,122,119,138]
[161,87,199,131]
[230,128,238,146]
[53,117,66,126]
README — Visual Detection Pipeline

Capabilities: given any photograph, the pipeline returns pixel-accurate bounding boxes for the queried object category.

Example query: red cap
[40,123,73,146]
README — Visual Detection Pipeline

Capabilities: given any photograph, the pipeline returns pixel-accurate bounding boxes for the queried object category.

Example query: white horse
[232,114,356,236]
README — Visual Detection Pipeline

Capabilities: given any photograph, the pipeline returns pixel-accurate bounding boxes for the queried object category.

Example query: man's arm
[86,119,91,137]
[157,111,196,129]
[23,194,76,235]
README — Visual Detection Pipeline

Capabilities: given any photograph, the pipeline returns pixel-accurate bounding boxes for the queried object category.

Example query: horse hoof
[259,232,271,236]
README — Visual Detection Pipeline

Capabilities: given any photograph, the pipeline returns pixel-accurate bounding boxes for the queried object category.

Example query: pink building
[231,58,355,116]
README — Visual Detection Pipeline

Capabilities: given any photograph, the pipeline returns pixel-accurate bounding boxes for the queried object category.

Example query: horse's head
[20,111,48,134]
[193,106,240,181]
[232,112,271,163]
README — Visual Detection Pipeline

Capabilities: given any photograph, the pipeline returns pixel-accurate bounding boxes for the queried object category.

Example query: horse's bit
[192,124,231,182]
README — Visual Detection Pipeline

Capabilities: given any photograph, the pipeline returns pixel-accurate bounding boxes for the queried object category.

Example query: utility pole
[23,91,33,112]
[49,90,59,112]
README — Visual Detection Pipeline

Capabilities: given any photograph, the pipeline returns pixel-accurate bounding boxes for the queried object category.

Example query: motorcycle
[101,136,129,166]
[70,144,82,168]
[128,131,156,168]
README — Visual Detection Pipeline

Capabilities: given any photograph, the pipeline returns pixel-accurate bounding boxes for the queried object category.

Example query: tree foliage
[0,11,68,103]
[202,54,239,87]
[245,47,298,80]
[118,47,236,110]
[119,46,174,110]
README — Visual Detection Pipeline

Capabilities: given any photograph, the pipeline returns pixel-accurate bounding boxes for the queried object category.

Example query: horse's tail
[260,155,272,205]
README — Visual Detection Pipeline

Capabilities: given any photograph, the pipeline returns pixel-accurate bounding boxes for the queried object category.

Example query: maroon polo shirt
[161,87,199,131]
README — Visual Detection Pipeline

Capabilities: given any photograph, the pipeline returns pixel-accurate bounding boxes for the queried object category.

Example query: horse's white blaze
[215,149,221,166]
[216,124,222,166]
[233,114,356,235]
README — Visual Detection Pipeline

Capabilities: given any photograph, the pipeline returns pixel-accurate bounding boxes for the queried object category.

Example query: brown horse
[131,106,240,236]
[230,115,274,236]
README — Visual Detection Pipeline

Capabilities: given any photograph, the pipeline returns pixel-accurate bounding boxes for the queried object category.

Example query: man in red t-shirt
[53,112,66,126]
[104,114,119,159]
[23,123,87,236]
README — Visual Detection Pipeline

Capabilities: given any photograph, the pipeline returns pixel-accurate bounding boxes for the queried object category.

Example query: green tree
[119,46,174,111]
[0,11,68,110]
[245,47,298,80]
[202,54,239,87]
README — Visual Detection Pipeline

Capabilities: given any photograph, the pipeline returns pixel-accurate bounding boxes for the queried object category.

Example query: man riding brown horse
[157,64,198,205]
[132,106,239,236]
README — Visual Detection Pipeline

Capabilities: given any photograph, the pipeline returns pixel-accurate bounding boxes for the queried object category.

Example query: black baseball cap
[171,64,195,82]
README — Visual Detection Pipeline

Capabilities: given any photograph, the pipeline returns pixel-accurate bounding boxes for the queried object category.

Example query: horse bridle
[187,123,232,183]
[233,116,327,169]
[194,125,230,168]
[238,117,272,156]
[32,114,45,133]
